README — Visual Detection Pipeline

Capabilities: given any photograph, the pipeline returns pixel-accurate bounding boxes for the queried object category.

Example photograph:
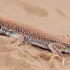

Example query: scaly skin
[0,16,70,65]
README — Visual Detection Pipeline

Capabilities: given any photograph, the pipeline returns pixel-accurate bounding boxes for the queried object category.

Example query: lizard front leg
[12,34,24,47]
[48,43,66,65]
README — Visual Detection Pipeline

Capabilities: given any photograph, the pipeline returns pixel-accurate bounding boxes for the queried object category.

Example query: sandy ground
[0,0,70,70]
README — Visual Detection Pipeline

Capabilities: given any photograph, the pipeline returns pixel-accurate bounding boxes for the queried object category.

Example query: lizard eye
[0,26,1,29]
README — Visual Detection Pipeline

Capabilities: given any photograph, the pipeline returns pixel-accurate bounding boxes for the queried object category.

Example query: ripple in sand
[56,8,67,17]
[16,1,48,17]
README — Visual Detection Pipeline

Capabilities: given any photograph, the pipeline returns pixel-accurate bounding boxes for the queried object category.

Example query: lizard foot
[48,43,66,66]
[12,34,24,47]
[49,54,66,66]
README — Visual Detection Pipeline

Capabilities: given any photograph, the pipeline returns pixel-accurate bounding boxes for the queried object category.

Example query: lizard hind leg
[48,43,66,66]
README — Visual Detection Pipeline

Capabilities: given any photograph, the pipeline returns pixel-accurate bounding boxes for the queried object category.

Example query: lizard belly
[24,35,49,49]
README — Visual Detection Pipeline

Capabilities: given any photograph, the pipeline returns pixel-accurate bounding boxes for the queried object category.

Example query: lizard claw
[63,34,70,39]
[50,54,59,66]
[12,43,19,47]
[62,57,66,65]
[49,54,66,66]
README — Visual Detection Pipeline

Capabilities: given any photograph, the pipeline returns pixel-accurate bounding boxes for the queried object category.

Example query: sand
[0,0,70,70]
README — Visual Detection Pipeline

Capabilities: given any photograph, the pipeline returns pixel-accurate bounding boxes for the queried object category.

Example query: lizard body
[0,16,70,65]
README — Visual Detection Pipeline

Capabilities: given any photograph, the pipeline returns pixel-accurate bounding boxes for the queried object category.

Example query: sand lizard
[0,16,70,65]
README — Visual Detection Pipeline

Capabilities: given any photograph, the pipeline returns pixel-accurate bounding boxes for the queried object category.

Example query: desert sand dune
[0,0,70,70]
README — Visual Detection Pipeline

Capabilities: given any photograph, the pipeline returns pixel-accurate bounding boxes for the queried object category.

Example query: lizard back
[0,16,70,49]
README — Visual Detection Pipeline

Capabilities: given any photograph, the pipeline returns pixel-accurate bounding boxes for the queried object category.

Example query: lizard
[0,16,70,65]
